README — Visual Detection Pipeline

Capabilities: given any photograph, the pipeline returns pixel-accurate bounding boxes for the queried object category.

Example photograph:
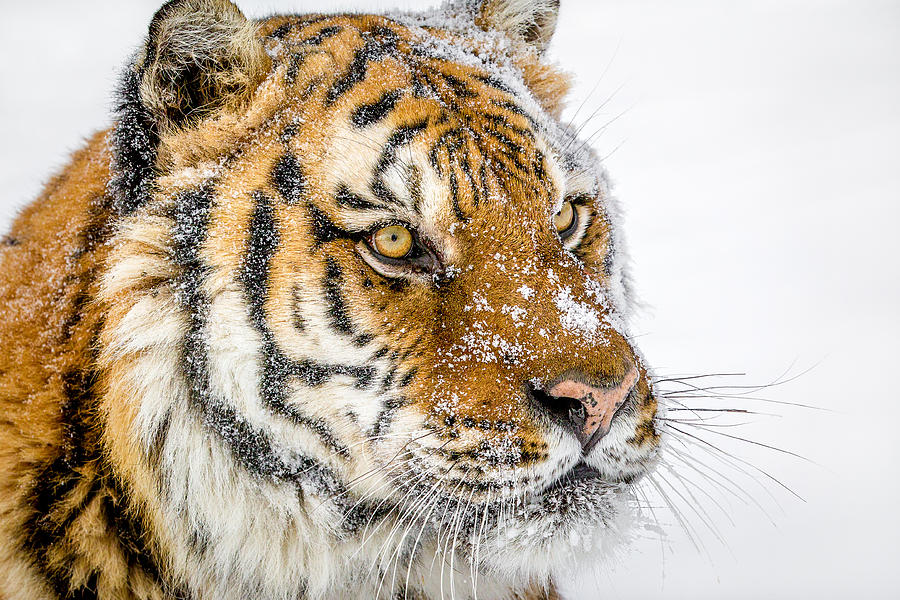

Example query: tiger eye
[554,201,576,234]
[372,225,413,259]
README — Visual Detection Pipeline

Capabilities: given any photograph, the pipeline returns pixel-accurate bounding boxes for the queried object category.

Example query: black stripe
[285,52,306,85]
[533,150,549,182]
[353,333,375,346]
[307,201,350,246]
[481,111,536,143]
[491,98,541,131]
[323,256,354,335]
[458,153,480,208]
[171,187,214,271]
[351,89,402,128]
[369,396,411,438]
[429,128,463,175]
[380,365,397,390]
[479,162,489,204]
[269,23,292,39]
[371,177,400,206]
[241,192,353,458]
[448,162,465,221]
[280,119,301,143]
[473,73,515,95]
[399,366,419,388]
[411,72,433,98]
[326,30,398,105]
[241,191,279,330]
[444,144,468,222]
[271,153,307,205]
[110,68,159,215]
[440,72,477,99]
[375,120,429,174]
[335,183,382,211]
[299,25,342,46]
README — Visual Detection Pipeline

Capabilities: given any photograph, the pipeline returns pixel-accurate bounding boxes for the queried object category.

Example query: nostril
[568,403,587,428]
[530,368,640,454]
[527,383,584,435]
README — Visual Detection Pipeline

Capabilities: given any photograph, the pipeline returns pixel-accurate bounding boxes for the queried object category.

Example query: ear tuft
[474,0,560,52]
[139,0,269,130]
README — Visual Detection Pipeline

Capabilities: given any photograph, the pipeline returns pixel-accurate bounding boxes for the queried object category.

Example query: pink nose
[548,367,639,453]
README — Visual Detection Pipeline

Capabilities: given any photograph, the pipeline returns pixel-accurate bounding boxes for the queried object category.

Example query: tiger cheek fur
[0,1,660,599]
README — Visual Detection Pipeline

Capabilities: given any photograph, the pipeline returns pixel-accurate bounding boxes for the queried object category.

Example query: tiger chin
[0,1,662,599]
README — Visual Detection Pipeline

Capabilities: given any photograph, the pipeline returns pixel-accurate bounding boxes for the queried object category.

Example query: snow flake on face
[471,290,495,313]
[554,286,604,339]
[457,320,525,365]
[501,303,528,327]
[517,284,535,300]
[584,277,629,335]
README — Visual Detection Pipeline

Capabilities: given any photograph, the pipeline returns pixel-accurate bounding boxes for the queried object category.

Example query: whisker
[653,372,747,385]
[645,474,705,555]
[664,429,785,521]
[668,421,814,464]
[666,425,805,502]
[660,392,826,412]
[655,464,730,550]
[565,38,622,127]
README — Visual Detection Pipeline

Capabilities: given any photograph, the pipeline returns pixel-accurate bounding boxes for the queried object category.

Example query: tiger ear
[138,0,269,130]
[471,0,561,52]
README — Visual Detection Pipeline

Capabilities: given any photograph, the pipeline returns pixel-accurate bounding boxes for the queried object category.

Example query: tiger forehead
[257,15,576,221]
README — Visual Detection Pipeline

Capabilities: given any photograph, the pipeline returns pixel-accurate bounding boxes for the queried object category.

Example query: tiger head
[99,0,661,597]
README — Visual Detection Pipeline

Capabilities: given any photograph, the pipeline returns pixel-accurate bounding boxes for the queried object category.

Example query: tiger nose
[543,367,639,454]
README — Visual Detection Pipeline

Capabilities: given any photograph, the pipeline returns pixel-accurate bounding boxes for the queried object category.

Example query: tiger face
[98,0,661,597]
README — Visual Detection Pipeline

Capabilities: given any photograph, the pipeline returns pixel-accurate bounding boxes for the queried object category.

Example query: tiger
[0,0,661,598]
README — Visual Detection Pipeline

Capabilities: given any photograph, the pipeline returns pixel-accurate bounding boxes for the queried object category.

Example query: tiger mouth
[545,461,603,492]
[543,461,639,494]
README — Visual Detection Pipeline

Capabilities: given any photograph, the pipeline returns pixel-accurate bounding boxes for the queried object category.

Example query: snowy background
[1,1,898,598]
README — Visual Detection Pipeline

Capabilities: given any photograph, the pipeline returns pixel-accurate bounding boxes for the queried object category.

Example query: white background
[1,1,898,598]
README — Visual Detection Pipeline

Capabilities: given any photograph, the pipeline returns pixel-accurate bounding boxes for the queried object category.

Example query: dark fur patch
[109,69,159,215]
[351,89,402,128]
[323,256,354,336]
[271,153,307,205]
[375,120,429,175]
[325,28,399,105]
[335,184,382,211]
[300,25,343,46]
[307,202,349,246]
[240,192,353,458]
[22,364,172,598]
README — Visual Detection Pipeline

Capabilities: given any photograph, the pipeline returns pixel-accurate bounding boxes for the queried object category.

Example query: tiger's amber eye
[554,201,576,234]
[372,225,413,258]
